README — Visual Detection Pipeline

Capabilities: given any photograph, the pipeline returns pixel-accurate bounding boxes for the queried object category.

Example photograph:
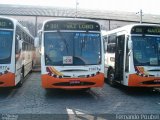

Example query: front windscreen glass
[44,32,101,66]
[132,36,160,66]
[0,30,13,64]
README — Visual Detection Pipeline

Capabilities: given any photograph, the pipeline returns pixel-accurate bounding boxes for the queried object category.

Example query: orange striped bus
[39,18,104,90]
[103,24,160,88]
[0,16,34,87]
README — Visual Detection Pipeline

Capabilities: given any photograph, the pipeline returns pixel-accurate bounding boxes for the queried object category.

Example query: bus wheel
[17,68,24,87]
[108,69,116,86]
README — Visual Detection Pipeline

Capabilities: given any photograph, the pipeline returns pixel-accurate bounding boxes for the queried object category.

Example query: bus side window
[15,34,21,54]
[107,34,116,53]
[107,44,116,53]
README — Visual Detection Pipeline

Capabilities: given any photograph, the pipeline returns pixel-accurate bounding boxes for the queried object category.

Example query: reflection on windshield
[44,32,101,66]
[132,36,160,66]
[0,30,13,64]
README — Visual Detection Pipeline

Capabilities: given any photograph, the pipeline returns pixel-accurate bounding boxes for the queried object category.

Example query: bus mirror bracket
[104,42,107,52]
[128,40,132,50]
[128,40,132,56]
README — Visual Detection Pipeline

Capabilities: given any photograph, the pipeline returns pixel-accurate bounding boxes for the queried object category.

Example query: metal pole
[75,0,78,18]
[136,9,143,24]
[109,20,110,30]
[140,9,142,24]
[35,16,38,37]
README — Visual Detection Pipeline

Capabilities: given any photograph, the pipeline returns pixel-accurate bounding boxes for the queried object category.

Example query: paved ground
[0,72,159,120]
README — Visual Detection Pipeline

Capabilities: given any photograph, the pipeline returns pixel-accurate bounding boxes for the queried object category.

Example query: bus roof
[103,23,160,36]
[43,18,99,24]
[0,15,34,38]
[41,18,101,31]
[0,15,17,23]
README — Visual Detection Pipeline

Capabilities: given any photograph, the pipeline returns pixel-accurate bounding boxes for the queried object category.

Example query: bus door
[114,35,125,81]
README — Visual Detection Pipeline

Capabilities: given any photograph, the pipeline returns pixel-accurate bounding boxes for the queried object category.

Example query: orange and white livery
[40,18,104,89]
[0,16,34,87]
[104,24,160,87]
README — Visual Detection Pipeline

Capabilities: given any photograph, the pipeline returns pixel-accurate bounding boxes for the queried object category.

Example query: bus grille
[0,81,4,85]
[142,80,160,85]
[53,82,95,86]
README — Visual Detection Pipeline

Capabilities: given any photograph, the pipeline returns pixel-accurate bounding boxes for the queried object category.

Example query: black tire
[16,67,24,87]
[107,68,116,86]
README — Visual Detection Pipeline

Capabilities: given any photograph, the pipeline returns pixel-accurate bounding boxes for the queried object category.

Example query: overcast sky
[0,0,160,15]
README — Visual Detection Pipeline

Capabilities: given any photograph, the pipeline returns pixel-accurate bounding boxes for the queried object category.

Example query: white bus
[0,16,34,87]
[40,18,104,90]
[104,24,160,88]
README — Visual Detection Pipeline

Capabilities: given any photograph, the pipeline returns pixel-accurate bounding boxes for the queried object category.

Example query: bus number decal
[63,56,73,64]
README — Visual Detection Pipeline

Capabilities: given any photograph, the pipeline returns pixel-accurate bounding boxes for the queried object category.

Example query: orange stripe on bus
[50,67,59,75]
[48,67,55,74]
[128,74,160,87]
[0,72,15,87]
[41,73,104,89]
[48,67,63,76]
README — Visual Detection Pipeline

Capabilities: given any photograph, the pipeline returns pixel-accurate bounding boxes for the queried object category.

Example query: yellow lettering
[51,24,58,29]
[148,28,160,33]
[79,24,93,29]
[136,28,142,32]
[66,24,76,29]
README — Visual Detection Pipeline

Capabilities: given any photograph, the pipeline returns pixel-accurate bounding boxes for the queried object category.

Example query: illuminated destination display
[44,21,100,31]
[131,26,160,35]
[0,18,13,29]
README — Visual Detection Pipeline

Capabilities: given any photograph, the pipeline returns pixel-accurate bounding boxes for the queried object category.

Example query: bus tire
[17,67,24,87]
[108,68,116,86]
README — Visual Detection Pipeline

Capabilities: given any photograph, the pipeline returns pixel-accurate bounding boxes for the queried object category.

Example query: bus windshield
[0,30,13,64]
[132,36,160,66]
[44,32,101,66]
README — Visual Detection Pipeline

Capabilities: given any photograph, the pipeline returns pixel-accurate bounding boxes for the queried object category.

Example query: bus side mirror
[128,40,132,56]
[104,42,107,52]
[128,40,132,50]
[103,36,108,52]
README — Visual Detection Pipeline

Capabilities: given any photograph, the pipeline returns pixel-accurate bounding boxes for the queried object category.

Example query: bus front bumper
[41,73,104,89]
[0,72,15,87]
[128,74,160,87]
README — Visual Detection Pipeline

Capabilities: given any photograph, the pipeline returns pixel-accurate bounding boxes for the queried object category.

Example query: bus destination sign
[131,26,160,35]
[0,18,14,29]
[44,21,100,31]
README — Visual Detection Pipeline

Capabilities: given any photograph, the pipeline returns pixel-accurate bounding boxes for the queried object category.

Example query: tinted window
[0,30,13,64]
[44,32,101,66]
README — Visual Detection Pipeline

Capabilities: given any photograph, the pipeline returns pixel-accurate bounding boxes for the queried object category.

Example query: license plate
[70,80,80,84]
[63,56,73,64]
[154,80,160,83]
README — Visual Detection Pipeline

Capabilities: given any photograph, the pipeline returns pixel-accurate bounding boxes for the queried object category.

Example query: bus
[104,24,160,88]
[0,16,34,87]
[40,18,104,90]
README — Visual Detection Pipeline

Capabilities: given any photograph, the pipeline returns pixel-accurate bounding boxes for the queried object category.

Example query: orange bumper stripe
[0,72,15,87]
[41,73,104,89]
[128,74,160,87]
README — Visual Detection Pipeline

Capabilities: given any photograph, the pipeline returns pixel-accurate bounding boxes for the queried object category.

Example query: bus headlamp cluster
[48,71,101,79]
[0,71,9,76]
